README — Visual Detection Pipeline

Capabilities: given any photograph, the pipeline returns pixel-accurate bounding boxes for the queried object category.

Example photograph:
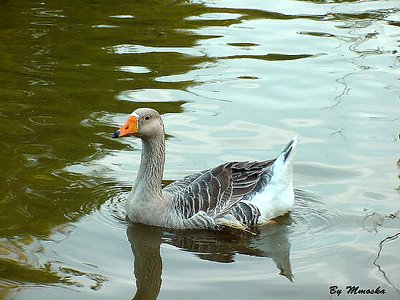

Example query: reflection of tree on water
[127,214,293,300]
[363,208,400,296]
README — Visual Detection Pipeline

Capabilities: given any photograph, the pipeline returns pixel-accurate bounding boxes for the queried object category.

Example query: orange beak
[113,116,138,138]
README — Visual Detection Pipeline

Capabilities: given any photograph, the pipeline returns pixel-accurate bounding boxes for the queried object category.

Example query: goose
[113,108,297,232]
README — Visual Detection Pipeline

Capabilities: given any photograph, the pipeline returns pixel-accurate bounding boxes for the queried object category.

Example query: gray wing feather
[164,160,274,228]
[163,171,205,194]
[230,202,261,226]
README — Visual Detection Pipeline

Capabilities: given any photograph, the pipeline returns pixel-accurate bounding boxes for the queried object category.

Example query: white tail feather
[251,137,297,222]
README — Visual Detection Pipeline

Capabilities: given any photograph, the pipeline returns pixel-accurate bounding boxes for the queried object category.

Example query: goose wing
[165,160,274,228]
[163,171,207,195]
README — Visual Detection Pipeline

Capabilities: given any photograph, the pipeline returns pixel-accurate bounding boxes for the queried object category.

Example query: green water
[0,0,399,299]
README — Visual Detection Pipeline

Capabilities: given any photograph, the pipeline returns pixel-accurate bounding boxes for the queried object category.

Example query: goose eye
[144,115,151,121]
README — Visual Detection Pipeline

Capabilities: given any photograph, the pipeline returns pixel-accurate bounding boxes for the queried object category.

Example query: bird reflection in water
[127,214,293,300]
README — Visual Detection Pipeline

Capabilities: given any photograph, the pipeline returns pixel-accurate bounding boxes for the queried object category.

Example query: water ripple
[108,44,205,57]
[291,189,341,236]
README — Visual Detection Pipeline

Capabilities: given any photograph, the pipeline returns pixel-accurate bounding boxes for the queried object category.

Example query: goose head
[113,108,164,139]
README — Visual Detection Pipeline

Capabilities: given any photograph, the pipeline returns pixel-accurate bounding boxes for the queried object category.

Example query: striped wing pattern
[164,160,274,229]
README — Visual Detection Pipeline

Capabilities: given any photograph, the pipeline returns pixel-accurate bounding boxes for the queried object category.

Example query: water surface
[0,0,399,299]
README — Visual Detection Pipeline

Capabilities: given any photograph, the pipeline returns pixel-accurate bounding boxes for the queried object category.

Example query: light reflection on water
[0,0,399,299]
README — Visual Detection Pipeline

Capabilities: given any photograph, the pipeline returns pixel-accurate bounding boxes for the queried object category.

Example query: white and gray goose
[113,108,297,232]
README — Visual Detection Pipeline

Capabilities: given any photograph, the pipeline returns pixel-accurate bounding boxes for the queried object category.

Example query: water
[0,0,399,299]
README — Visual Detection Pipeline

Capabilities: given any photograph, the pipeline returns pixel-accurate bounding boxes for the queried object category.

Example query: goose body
[113,108,297,231]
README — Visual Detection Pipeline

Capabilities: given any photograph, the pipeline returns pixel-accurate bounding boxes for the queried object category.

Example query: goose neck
[136,135,165,196]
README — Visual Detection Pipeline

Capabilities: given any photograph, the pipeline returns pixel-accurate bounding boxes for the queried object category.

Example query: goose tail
[269,136,297,192]
[236,137,298,223]
[279,136,298,163]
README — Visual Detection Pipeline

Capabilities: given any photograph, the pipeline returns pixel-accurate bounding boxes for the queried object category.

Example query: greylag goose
[113,108,297,232]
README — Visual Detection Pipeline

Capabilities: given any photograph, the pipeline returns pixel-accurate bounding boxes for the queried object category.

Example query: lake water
[0,0,399,299]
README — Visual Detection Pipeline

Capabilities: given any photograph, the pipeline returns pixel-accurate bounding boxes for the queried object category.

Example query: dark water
[0,0,399,299]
